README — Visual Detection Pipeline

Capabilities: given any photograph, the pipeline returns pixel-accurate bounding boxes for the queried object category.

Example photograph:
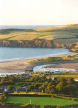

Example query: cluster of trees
[0,76,17,85]
[0,92,7,105]
[0,75,78,97]
[0,75,78,107]
[0,104,78,108]
[28,76,78,96]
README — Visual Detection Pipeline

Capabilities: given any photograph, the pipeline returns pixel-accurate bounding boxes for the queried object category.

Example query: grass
[0,24,78,41]
[7,96,78,107]
[28,53,78,63]
[0,24,78,48]
[34,24,78,32]
[0,31,77,41]
[49,75,78,78]
[0,32,53,40]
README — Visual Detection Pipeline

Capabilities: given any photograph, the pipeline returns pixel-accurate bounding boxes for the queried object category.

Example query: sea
[0,25,56,29]
[0,47,70,62]
[0,25,70,76]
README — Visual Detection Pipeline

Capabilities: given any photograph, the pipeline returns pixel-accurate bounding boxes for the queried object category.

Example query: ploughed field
[7,96,78,107]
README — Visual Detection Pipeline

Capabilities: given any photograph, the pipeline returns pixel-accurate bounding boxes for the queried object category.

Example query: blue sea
[0,48,70,62]
[0,25,56,29]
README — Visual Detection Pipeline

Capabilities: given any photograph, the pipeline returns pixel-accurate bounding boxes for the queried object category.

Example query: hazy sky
[0,0,78,25]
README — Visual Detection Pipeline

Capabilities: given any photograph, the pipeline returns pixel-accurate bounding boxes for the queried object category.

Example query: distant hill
[0,29,36,34]
[0,24,78,50]
[34,24,78,31]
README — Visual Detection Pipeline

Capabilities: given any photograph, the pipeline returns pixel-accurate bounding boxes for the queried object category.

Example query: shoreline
[0,47,70,63]
[0,52,77,73]
[0,51,76,63]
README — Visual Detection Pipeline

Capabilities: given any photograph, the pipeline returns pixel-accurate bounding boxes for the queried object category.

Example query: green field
[0,24,78,48]
[7,96,78,107]
[0,24,78,41]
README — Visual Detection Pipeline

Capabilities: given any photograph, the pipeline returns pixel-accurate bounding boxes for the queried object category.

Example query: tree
[56,82,64,93]
[0,95,6,105]
[46,84,55,94]
[7,85,13,92]
[39,81,48,92]
[27,85,34,91]
[64,84,77,96]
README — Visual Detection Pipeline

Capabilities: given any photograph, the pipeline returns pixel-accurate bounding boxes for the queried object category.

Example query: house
[31,89,42,92]
[17,87,28,92]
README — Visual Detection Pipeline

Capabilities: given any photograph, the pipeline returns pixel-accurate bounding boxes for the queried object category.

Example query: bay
[0,47,70,62]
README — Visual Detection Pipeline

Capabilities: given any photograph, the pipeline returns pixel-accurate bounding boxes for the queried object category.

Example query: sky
[0,0,78,25]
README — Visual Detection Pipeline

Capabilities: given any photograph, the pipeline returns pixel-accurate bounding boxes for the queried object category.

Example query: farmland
[0,24,78,49]
[0,31,77,41]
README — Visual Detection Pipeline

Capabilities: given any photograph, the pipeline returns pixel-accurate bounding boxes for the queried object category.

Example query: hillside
[0,24,78,50]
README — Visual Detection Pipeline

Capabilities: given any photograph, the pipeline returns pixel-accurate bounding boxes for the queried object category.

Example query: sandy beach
[0,59,28,73]
[0,52,77,73]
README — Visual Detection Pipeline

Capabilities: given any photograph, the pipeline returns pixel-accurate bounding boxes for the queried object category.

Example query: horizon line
[0,23,78,26]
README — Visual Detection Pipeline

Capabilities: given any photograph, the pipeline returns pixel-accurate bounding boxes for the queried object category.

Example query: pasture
[0,24,78,42]
[7,96,78,107]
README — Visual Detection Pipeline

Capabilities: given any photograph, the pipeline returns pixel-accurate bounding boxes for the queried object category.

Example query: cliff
[0,24,78,50]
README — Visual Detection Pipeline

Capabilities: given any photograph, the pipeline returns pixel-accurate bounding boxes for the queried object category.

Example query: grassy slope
[0,24,78,40]
[34,24,78,32]
[7,96,78,107]
[0,24,78,48]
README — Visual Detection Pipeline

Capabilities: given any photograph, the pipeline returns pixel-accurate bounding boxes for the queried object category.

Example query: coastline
[0,50,75,63]
[0,51,77,73]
